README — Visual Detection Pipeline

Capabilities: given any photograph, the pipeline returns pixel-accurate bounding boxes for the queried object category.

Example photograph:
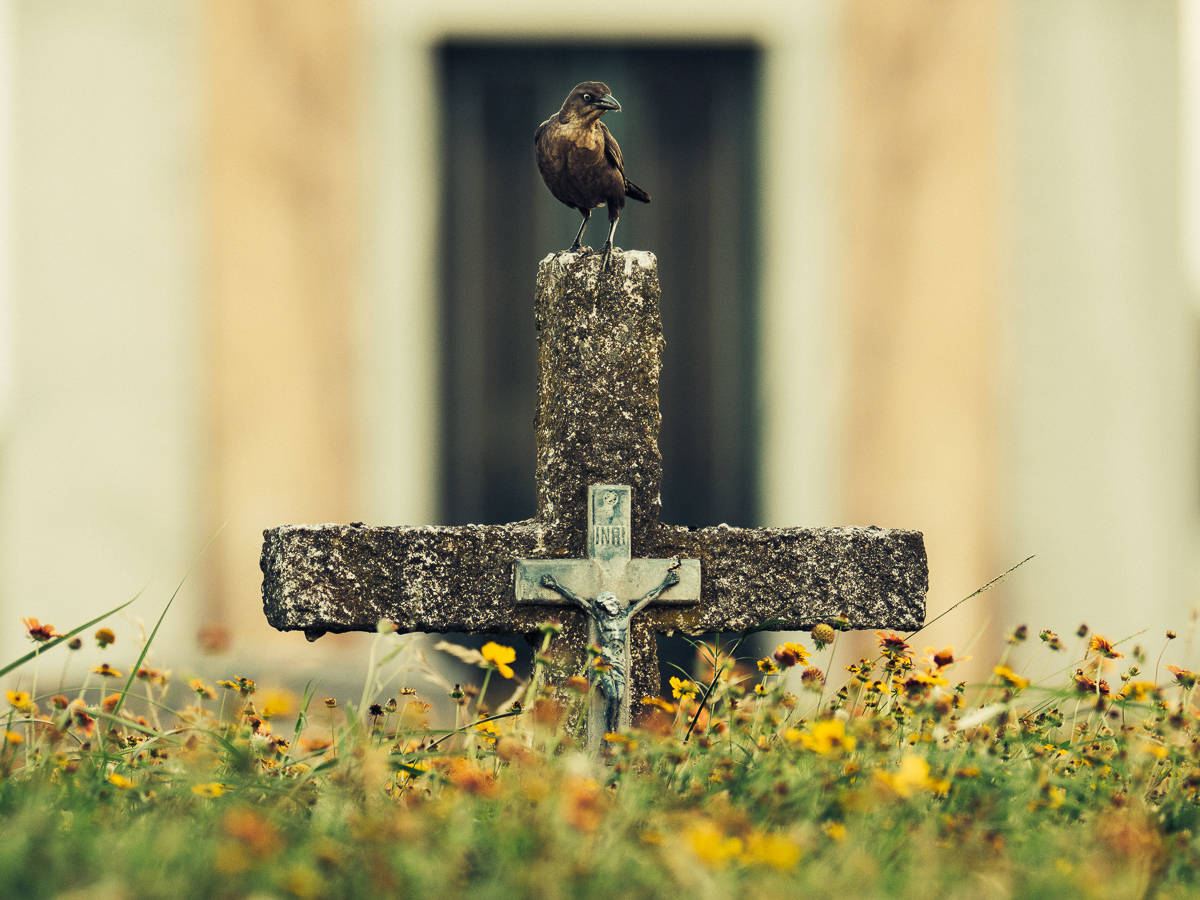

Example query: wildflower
[92,663,122,679]
[1120,681,1159,702]
[687,821,743,869]
[384,698,398,713]
[368,703,384,718]
[1039,629,1065,651]
[187,679,215,700]
[757,658,779,675]
[474,720,499,742]
[563,776,606,831]
[1166,665,1198,689]
[258,689,298,719]
[773,642,811,668]
[901,670,947,699]
[67,637,82,650]
[5,690,30,710]
[994,665,1030,690]
[446,758,498,796]
[876,753,947,798]
[22,618,61,643]
[49,694,68,710]
[223,808,282,857]
[192,782,227,798]
[1089,635,1124,659]
[824,822,848,842]
[744,831,801,870]
[1006,624,1029,644]
[800,667,825,690]
[875,631,912,658]
[480,642,517,679]
[538,620,563,637]
[641,697,676,714]
[926,646,969,670]
[811,623,836,650]
[101,694,121,713]
[1077,623,1089,638]
[217,676,256,696]
[323,698,337,709]
[1072,671,1111,696]
[95,627,115,648]
[1167,630,1178,640]
[670,676,698,700]
[106,772,133,789]
[4,731,22,745]
[793,719,856,755]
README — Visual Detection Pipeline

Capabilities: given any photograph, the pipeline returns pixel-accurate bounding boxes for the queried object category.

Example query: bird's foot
[599,242,614,273]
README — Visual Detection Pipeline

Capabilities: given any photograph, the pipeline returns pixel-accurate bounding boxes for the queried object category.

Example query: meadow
[0,582,1197,900]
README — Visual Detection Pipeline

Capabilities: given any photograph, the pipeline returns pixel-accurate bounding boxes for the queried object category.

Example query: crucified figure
[540,567,681,736]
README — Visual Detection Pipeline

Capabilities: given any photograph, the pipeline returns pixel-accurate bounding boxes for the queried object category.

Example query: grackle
[535,82,650,272]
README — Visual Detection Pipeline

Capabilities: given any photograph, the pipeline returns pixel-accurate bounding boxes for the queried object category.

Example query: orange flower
[875,631,912,656]
[1089,635,1123,659]
[563,776,606,832]
[22,618,61,643]
[1166,665,1198,689]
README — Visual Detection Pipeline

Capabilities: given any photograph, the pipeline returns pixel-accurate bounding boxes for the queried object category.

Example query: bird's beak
[593,93,621,112]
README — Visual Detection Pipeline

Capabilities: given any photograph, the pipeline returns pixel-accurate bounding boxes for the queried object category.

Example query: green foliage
[2,606,1200,899]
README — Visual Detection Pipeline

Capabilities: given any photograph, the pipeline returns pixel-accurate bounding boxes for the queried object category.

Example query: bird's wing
[600,122,625,175]
[534,118,549,146]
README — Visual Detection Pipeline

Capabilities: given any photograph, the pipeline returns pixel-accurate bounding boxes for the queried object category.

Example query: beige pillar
[839,0,1003,664]
[202,0,360,656]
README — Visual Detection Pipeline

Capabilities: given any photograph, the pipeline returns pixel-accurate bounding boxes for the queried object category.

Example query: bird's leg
[600,217,619,272]
[568,209,591,253]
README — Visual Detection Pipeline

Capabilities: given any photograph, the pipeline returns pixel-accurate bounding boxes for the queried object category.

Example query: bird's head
[559,82,621,123]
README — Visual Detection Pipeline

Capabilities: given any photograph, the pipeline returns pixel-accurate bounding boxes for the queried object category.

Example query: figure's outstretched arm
[541,574,595,615]
[627,568,681,619]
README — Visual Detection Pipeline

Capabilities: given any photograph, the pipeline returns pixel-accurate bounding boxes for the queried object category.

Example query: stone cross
[261,250,927,742]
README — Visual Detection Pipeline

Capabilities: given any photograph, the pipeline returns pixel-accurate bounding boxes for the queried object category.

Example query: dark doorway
[438,44,762,686]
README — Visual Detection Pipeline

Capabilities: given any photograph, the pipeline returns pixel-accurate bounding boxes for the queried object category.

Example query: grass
[1,593,1200,900]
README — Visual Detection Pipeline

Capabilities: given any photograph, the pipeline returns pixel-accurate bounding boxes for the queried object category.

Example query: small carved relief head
[597,591,620,616]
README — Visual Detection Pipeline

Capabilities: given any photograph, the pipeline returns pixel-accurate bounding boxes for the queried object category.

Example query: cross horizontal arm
[262,521,926,638]
[639,523,927,634]
[261,522,556,636]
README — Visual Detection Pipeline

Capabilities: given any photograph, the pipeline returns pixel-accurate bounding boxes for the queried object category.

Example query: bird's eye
[582,93,592,102]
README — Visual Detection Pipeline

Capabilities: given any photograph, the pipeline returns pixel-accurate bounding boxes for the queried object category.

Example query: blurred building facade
[0,0,1196,678]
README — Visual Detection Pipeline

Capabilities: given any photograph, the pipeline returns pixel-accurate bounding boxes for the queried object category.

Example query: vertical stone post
[533,251,665,554]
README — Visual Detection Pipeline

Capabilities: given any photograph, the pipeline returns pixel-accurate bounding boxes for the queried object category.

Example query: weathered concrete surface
[534,250,664,552]
[262,249,929,707]
[262,519,926,703]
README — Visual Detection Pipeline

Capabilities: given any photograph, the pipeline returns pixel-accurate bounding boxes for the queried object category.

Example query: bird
[534,81,650,272]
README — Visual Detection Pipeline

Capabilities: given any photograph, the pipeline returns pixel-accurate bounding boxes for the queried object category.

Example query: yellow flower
[876,753,945,798]
[823,822,848,843]
[1121,681,1158,702]
[192,782,227,798]
[773,642,811,668]
[92,663,122,679]
[670,676,698,699]
[757,658,779,675]
[4,731,23,745]
[258,688,298,719]
[744,832,801,870]
[474,720,499,741]
[795,719,856,755]
[480,642,516,679]
[993,665,1030,690]
[5,690,30,709]
[687,821,744,869]
[94,627,116,648]
[107,772,134,789]
[640,697,676,714]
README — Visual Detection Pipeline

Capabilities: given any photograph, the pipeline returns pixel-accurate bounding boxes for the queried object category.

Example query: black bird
[535,81,650,272]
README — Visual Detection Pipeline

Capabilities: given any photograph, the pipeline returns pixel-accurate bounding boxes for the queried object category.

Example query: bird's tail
[625,179,651,203]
